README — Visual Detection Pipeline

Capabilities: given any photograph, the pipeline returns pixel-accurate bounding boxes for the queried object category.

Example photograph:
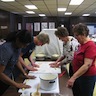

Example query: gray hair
[37,33,50,44]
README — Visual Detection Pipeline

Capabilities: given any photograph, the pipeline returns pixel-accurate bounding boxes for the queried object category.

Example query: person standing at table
[6,32,50,79]
[67,23,96,96]
[0,30,36,96]
[50,27,79,77]
[19,32,50,71]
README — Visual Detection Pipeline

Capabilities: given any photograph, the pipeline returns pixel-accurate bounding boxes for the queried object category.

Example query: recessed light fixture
[65,12,72,15]
[82,14,90,16]
[39,14,46,16]
[58,8,67,11]
[26,11,35,14]
[25,5,37,9]
[1,0,15,2]
[69,0,84,5]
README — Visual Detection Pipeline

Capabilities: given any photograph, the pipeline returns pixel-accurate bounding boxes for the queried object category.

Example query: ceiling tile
[0,0,96,17]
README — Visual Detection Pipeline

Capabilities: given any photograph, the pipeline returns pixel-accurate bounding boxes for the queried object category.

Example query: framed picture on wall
[26,23,33,34]
[18,23,21,30]
[34,22,40,31]
[41,22,47,30]
[49,22,55,29]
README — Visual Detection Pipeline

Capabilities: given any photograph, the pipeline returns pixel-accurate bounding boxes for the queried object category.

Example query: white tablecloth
[18,73,59,95]
[29,61,61,74]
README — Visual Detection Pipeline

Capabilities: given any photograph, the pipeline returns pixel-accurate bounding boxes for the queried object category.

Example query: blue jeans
[72,76,96,96]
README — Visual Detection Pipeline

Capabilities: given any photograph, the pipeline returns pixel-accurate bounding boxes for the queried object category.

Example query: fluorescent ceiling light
[26,11,35,14]
[82,14,90,16]
[58,8,67,11]
[25,5,37,9]
[65,12,72,15]
[39,14,46,16]
[1,0,15,1]
[69,0,84,5]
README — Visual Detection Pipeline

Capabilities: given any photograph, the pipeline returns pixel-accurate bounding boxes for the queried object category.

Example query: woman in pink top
[67,23,96,96]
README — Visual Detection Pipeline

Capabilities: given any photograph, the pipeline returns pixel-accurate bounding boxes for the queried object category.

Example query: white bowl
[35,53,46,61]
[51,54,59,60]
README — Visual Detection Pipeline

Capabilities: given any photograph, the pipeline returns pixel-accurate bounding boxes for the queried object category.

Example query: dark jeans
[69,63,73,77]
[0,80,10,96]
[72,76,96,96]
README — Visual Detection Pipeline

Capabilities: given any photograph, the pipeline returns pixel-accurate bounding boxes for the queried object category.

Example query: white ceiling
[0,0,96,17]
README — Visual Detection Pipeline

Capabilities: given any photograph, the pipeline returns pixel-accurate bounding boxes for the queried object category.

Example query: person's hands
[49,62,57,66]
[27,66,38,71]
[66,76,76,88]
[50,64,59,68]
[15,83,31,89]
[49,62,60,68]
[24,73,36,79]
[32,63,39,68]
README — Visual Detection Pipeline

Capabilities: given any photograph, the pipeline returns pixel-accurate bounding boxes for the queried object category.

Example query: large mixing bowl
[39,74,57,91]
[51,54,60,60]
[35,53,46,61]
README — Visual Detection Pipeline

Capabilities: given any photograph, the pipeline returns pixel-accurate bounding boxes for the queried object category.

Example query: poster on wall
[41,22,47,30]
[18,23,21,30]
[34,22,40,31]
[49,22,55,29]
[0,26,8,30]
[26,23,33,34]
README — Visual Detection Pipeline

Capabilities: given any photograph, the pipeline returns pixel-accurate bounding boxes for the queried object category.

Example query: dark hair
[5,30,32,44]
[73,23,89,36]
[55,27,69,37]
